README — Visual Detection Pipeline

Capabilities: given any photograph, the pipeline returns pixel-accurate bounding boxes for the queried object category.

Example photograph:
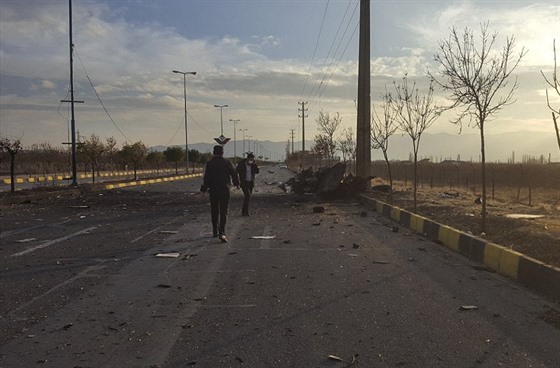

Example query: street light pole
[229,119,240,158]
[239,128,248,157]
[172,70,196,173]
[213,104,229,136]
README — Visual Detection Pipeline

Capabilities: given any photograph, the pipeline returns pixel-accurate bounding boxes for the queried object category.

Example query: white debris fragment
[155,252,180,258]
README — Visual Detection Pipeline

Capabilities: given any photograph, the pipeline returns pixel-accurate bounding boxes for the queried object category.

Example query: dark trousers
[240,180,254,214]
[209,188,230,235]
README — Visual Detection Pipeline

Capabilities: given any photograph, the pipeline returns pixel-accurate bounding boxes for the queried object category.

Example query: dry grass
[370,177,560,268]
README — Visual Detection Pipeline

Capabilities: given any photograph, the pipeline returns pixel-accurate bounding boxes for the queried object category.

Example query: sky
[0,0,559,160]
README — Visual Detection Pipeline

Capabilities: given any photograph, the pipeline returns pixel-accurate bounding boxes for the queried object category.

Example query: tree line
[0,134,212,191]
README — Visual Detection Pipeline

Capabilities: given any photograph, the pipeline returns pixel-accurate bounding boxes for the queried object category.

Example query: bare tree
[338,127,356,173]
[541,39,560,152]
[315,110,342,164]
[371,87,399,194]
[429,22,526,232]
[392,75,441,211]
[78,134,105,184]
[0,136,23,193]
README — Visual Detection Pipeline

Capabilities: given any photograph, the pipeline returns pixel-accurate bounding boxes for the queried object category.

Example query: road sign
[214,135,230,145]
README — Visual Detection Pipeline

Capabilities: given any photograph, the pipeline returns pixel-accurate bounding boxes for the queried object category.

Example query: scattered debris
[251,235,276,239]
[157,284,172,288]
[460,305,479,311]
[352,243,360,249]
[348,254,358,257]
[474,197,482,204]
[159,230,179,234]
[372,184,391,193]
[313,206,325,213]
[285,163,372,198]
[372,260,389,265]
[155,252,180,258]
[392,227,399,233]
[68,205,90,208]
[328,355,343,362]
[283,240,292,244]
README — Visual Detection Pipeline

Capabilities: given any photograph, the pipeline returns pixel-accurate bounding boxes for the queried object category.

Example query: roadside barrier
[359,194,560,302]
[104,173,202,190]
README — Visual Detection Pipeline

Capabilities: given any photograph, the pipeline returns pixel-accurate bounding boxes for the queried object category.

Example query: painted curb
[103,173,202,190]
[359,194,560,302]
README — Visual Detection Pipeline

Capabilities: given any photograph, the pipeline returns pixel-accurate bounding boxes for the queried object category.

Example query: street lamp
[172,70,196,173]
[213,104,229,136]
[239,128,248,157]
[229,119,240,158]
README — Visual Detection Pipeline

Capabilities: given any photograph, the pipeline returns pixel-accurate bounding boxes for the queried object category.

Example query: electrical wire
[74,47,133,144]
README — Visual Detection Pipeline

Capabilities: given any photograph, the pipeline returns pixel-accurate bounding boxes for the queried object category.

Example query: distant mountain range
[151,130,560,163]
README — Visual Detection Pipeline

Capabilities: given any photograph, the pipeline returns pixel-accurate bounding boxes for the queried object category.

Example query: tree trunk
[10,152,16,193]
[480,126,487,233]
[553,112,560,152]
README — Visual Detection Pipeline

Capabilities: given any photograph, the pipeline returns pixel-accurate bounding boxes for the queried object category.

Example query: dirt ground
[367,181,560,269]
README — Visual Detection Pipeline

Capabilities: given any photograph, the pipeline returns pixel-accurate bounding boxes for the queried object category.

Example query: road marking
[0,219,71,239]
[6,263,106,316]
[11,226,97,257]
[260,225,273,249]
[130,217,181,243]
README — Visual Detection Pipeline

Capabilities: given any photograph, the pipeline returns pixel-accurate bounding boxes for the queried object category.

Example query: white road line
[0,219,71,238]
[260,225,273,249]
[11,226,97,257]
[130,218,180,243]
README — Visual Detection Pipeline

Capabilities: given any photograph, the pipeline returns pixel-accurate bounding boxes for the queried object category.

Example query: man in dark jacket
[200,145,239,242]
[236,152,259,216]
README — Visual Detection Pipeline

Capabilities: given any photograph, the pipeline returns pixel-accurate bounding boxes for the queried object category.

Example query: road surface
[1,165,559,367]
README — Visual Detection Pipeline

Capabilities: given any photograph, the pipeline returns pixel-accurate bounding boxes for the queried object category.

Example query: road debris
[285,162,372,197]
[159,230,179,234]
[460,305,479,311]
[504,214,545,219]
[328,354,343,361]
[155,252,180,258]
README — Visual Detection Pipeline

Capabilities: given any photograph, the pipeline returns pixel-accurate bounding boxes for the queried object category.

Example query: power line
[74,47,133,143]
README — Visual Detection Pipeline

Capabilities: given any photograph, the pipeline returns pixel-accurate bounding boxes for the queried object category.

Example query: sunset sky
[1,0,559,159]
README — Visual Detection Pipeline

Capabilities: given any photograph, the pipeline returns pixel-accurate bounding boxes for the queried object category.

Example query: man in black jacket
[236,152,259,216]
[200,145,239,242]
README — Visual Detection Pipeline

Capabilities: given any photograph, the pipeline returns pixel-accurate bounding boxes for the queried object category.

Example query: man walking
[200,145,239,242]
[236,152,259,216]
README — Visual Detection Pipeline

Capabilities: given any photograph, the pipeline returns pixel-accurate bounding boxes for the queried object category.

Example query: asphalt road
[1,165,559,368]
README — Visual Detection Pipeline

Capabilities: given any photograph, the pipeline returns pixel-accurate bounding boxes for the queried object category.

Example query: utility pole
[289,129,295,154]
[356,0,371,178]
[298,101,308,152]
[68,0,78,187]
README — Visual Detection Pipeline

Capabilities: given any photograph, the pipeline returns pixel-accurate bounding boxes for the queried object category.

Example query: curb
[103,173,202,190]
[358,194,560,302]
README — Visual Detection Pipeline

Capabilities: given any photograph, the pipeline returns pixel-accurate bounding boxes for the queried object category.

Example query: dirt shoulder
[367,186,560,269]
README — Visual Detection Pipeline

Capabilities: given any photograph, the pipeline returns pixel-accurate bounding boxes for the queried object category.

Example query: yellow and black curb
[359,194,560,302]
[103,173,202,190]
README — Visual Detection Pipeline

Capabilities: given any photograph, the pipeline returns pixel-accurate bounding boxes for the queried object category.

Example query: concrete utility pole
[356,0,371,178]
[68,0,78,187]
[290,129,295,154]
[298,101,308,152]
